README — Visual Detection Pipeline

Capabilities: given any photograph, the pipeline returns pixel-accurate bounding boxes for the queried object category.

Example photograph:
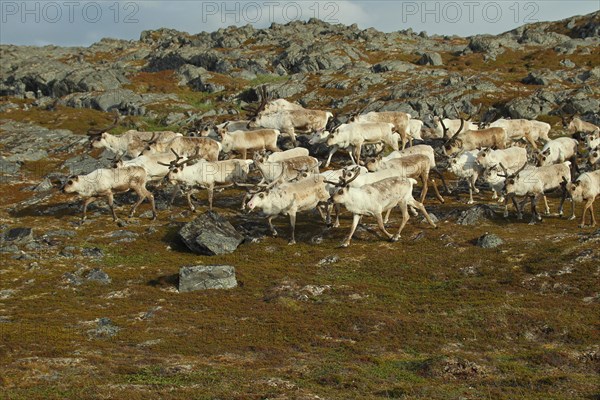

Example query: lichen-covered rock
[179,265,237,292]
[476,233,504,248]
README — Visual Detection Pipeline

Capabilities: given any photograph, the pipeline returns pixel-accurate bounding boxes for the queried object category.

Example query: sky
[1,1,598,47]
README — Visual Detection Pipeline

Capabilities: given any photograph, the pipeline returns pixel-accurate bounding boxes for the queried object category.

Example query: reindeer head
[62,176,80,194]
[564,176,584,202]
[588,146,599,165]
[476,147,492,165]
[534,148,551,166]
[86,111,119,148]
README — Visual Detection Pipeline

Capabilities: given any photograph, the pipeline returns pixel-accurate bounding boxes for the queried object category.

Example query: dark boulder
[178,211,244,255]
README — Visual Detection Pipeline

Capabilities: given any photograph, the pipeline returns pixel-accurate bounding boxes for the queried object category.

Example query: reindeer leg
[590,201,596,227]
[81,197,97,222]
[580,198,593,228]
[468,182,475,204]
[431,178,444,204]
[392,201,410,242]
[334,204,340,228]
[288,211,297,245]
[325,146,336,168]
[208,185,214,210]
[348,147,356,165]
[419,173,428,203]
[168,185,180,209]
[569,196,575,221]
[375,212,394,240]
[354,144,362,166]
[268,215,278,237]
[432,168,451,195]
[412,198,437,229]
[542,194,550,215]
[341,214,361,248]
[184,188,196,212]
[145,188,157,220]
[384,208,392,224]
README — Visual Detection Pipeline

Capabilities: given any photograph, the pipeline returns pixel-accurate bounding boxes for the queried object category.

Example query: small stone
[317,255,339,266]
[85,268,111,284]
[81,247,104,258]
[179,265,237,292]
[109,230,139,239]
[0,289,16,299]
[87,317,120,339]
[476,233,504,249]
[310,236,323,245]
[45,229,76,238]
[0,245,20,254]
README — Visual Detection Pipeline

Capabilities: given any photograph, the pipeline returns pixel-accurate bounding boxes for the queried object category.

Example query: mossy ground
[0,37,599,398]
[0,154,598,399]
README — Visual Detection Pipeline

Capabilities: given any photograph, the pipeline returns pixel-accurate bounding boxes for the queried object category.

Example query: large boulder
[179,265,237,292]
[2,227,34,244]
[417,52,443,66]
[178,211,244,255]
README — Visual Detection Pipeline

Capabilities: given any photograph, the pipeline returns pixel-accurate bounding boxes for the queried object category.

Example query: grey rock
[6,149,48,162]
[0,290,16,299]
[31,178,54,192]
[476,233,504,248]
[0,245,20,254]
[81,247,104,258]
[178,211,244,255]
[506,95,554,119]
[0,157,21,176]
[52,67,129,97]
[372,60,414,73]
[87,317,120,338]
[522,71,558,85]
[45,229,76,238]
[109,230,139,239]
[417,52,443,66]
[179,265,237,292]
[62,150,114,176]
[3,227,34,244]
[317,255,339,266]
[560,59,576,68]
[85,268,111,284]
[457,205,496,225]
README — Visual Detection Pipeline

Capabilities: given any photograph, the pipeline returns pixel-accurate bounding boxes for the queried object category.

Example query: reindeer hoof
[503,212,509,218]
[579,224,586,228]
[474,189,480,194]
[390,235,400,242]
[271,231,278,238]
[340,242,350,248]
[569,215,576,221]
[467,200,474,205]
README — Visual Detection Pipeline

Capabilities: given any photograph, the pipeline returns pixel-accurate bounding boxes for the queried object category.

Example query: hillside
[0,12,599,400]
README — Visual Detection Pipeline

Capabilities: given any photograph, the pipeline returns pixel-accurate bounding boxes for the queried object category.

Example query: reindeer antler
[87,110,119,137]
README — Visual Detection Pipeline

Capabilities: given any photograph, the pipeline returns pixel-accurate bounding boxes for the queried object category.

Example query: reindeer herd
[67,88,599,246]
